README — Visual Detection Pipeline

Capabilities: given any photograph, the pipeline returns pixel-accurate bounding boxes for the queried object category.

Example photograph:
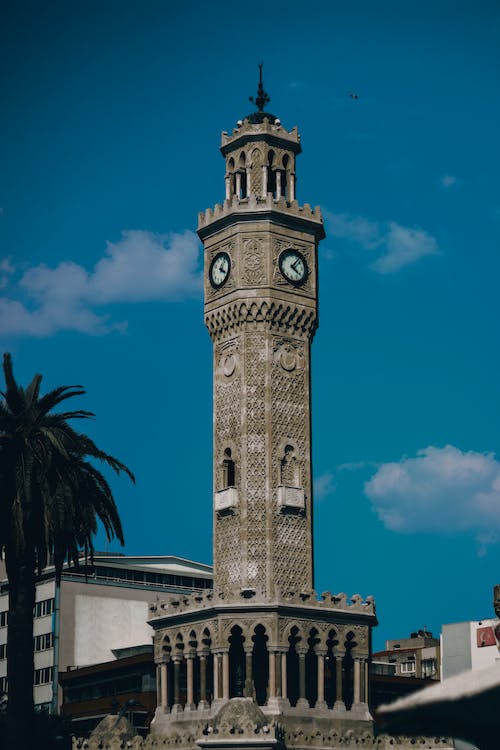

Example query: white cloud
[325,211,439,273]
[0,230,202,337]
[371,222,439,274]
[326,212,382,250]
[364,445,500,551]
[441,174,457,188]
[314,472,336,500]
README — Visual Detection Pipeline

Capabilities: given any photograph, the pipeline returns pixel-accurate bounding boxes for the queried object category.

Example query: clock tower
[148,71,377,747]
[200,69,323,601]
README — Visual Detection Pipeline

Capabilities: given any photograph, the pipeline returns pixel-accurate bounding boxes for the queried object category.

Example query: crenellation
[197,197,324,232]
[148,589,375,619]
[221,118,301,150]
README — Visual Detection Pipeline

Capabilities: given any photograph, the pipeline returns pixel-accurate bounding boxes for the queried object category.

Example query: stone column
[172,656,182,711]
[236,172,242,199]
[333,651,346,713]
[364,659,369,704]
[276,170,282,199]
[297,648,308,707]
[225,175,231,201]
[268,651,276,700]
[213,652,221,701]
[316,649,327,709]
[290,172,296,202]
[244,648,253,698]
[222,650,230,700]
[281,652,288,701]
[262,165,268,198]
[185,653,195,710]
[160,661,168,710]
[276,651,282,697]
[198,652,208,709]
[353,657,361,706]
[246,167,251,196]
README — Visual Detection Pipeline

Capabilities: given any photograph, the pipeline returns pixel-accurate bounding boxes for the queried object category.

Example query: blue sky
[1,0,499,651]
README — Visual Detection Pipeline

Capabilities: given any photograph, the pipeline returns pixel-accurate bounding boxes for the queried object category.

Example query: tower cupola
[220,66,301,203]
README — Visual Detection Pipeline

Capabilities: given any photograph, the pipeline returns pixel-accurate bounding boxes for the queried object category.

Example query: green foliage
[0,352,135,581]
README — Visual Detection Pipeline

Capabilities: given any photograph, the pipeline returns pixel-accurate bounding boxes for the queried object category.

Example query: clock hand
[291,259,301,272]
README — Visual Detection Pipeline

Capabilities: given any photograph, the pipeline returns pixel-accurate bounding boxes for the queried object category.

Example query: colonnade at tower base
[65,589,452,750]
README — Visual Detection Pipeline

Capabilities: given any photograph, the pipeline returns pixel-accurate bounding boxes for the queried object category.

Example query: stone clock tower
[147,71,378,749]
[200,74,323,602]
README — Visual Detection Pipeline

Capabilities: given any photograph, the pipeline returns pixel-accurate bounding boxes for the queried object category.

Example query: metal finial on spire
[249,62,270,112]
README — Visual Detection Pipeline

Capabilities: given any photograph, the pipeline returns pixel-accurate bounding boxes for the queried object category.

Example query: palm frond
[36,385,86,416]
[2,353,26,414]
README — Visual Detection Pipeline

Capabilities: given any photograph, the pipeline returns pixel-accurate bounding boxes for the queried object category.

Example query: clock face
[209,252,231,288]
[279,249,308,285]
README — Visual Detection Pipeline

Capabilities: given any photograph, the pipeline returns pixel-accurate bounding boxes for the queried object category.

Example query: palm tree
[0,353,134,748]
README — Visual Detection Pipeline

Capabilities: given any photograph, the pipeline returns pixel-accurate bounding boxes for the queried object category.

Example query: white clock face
[210,252,231,288]
[279,249,308,285]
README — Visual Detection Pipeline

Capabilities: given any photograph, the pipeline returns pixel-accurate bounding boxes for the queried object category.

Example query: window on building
[422,658,437,677]
[34,599,54,618]
[34,667,53,686]
[1,676,8,692]
[0,643,6,660]
[34,633,54,652]
[0,611,7,628]
[400,660,416,674]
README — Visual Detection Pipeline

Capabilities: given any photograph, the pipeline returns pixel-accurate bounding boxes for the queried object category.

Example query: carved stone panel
[241,238,266,287]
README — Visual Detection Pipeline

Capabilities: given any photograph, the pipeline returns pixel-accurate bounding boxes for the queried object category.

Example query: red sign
[477,626,496,647]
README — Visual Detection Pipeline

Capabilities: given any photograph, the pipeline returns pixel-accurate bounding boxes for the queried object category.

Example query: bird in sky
[348,92,359,99]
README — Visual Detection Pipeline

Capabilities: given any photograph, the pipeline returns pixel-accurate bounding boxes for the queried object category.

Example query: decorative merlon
[148,588,375,620]
[221,118,301,149]
[198,194,323,231]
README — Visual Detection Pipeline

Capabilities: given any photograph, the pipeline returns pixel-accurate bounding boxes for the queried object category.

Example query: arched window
[280,445,300,487]
[267,150,276,196]
[223,448,235,488]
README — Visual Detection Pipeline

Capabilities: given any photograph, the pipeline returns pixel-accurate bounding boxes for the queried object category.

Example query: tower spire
[249,62,270,112]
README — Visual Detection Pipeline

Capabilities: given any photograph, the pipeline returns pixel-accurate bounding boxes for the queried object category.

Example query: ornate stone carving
[216,338,239,382]
[241,238,265,286]
[250,147,264,197]
[205,300,318,341]
[273,338,305,373]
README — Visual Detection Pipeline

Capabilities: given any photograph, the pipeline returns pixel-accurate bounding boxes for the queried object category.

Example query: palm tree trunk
[6,551,36,749]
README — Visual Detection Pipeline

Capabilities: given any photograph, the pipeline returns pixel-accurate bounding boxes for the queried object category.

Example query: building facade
[372,630,440,681]
[0,554,212,713]
[147,73,377,748]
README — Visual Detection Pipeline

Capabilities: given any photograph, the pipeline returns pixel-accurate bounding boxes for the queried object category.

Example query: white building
[441,617,500,679]
[0,554,212,713]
